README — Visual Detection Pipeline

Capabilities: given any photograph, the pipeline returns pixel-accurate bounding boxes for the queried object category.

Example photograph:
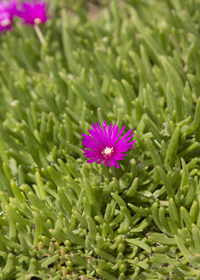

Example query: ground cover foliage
[1,0,200,279]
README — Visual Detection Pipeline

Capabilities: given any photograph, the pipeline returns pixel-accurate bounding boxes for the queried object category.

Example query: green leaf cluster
[1,0,200,279]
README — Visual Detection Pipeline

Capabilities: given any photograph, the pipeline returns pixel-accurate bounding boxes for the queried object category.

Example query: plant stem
[102,164,110,180]
[34,24,46,45]
[111,166,118,179]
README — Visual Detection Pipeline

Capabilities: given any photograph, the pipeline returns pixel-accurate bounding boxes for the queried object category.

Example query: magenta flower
[0,0,17,32]
[16,0,49,25]
[82,121,135,168]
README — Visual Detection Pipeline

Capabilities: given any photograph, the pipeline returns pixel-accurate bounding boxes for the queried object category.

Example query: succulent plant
[1,0,200,279]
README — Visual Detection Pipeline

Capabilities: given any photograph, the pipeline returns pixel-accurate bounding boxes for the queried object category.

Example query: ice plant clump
[16,0,49,25]
[0,0,17,32]
[82,121,135,168]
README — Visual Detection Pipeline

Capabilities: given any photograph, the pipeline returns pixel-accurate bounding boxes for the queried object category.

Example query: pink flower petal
[82,121,135,168]
[16,0,49,25]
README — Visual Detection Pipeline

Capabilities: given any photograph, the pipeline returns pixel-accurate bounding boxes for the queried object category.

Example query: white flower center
[34,18,42,25]
[1,18,11,27]
[102,147,113,155]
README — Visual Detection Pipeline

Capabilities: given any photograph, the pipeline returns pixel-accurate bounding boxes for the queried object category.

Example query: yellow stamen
[34,18,42,25]
[102,147,113,155]
[1,18,11,27]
